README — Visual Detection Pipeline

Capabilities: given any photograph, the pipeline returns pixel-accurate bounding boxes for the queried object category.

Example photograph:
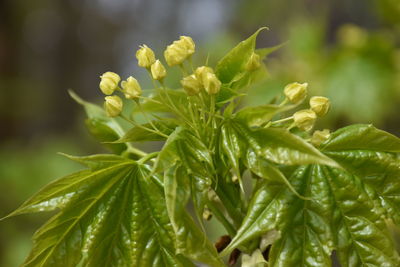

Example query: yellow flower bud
[164,41,187,66]
[246,52,261,71]
[150,60,167,80]
[179,36,195,55]
[194,66,214,84]
[293,109,317,131]
[310,96,330,117]
[181,74,201,96]
[121,76,142,99]
[136,45,156,68]
[99,72,120,95]
[203,73,221,95]
[311,129,331,146]
[284,82,308,104]
[202,208,212,221]
[104,95,123,117]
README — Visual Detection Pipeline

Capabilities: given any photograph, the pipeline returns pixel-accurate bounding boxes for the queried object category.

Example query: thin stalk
[137,101,161,132]
[271,116,293,125]
[119,114,168,138]
[127,146,147,158]
[279,97,289,107]
[138,152,159,164]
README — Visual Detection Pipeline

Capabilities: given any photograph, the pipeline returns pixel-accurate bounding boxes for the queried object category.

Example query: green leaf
[155,127,213,174]
[221,119,338,168]
[255,42,286,59]
[136,89,187,114]
[225,165,400,266]
[235,104,295,127]
[268,166,334,266]
[164,165,224,267]
[320,124,400,152]
[245,150,308,200]
[221,180,285,255]
[215,27,268,84]
[326,150,400,225]
[59,153,127,170]
[114,119,176,143]
[8,156,193,267]
[317,166,400,267]
[321,124,400,224]
[85,118,127,154]
[69,90,127,154]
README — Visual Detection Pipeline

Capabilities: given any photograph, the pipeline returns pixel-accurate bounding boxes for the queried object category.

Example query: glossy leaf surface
[8,155,192,267]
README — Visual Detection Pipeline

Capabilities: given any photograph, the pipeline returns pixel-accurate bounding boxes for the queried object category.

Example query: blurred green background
[0,0,399,266]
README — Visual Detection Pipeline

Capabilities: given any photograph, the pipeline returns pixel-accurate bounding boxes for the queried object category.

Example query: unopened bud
[232,174,239,183]
[150,60,166,80]
[311,129,331,146]
[179,36,195,56]
[181,74,201,96]
[310,96,330,117]
[195,66,214,83]
[99,72,120,95]
[293,109,317,131]
[284,82,308,104]
[202,208,212,221]
[136,45,156,68]
[164,41,187,66]
[246,52,261,71]
[104,95,123,117]
[203,73,221,95]
[121,76,142,99]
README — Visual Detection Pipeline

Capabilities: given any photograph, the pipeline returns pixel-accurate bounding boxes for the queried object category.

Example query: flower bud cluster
[293,109,317,131]
[164,36,195,66]
[278,82,332,132]
[309,96,330,117]
[99,72,120,95]
[284,82,308,104]
[311,129,331,146]
[104,95,123,117]
[136,45,156,68]
[121,77,142,100]
[99,71,144,117]
[181,66,221,96]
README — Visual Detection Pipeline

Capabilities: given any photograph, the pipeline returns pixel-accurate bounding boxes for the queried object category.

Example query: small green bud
[179,36,195,56]
[203,73,221,95]
[136,45,156,68]
[293,109,317,131]
[311,129,331,146]
[181,74,201,96]
[99,71,120,95]
[246,52,261,71]
[104,95,123,117]
[310,96,330,117]
[121,76,142,99]
[284,82,308,104]
[164,41,187,66]
[150,60,167,80]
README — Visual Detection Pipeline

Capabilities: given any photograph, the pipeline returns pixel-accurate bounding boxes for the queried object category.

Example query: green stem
[279,97,289,107]
[271,116,293,125]
[138,152,159,164]
[137,101,161,132]
[119,114,168,138]
[127,147,147,158]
